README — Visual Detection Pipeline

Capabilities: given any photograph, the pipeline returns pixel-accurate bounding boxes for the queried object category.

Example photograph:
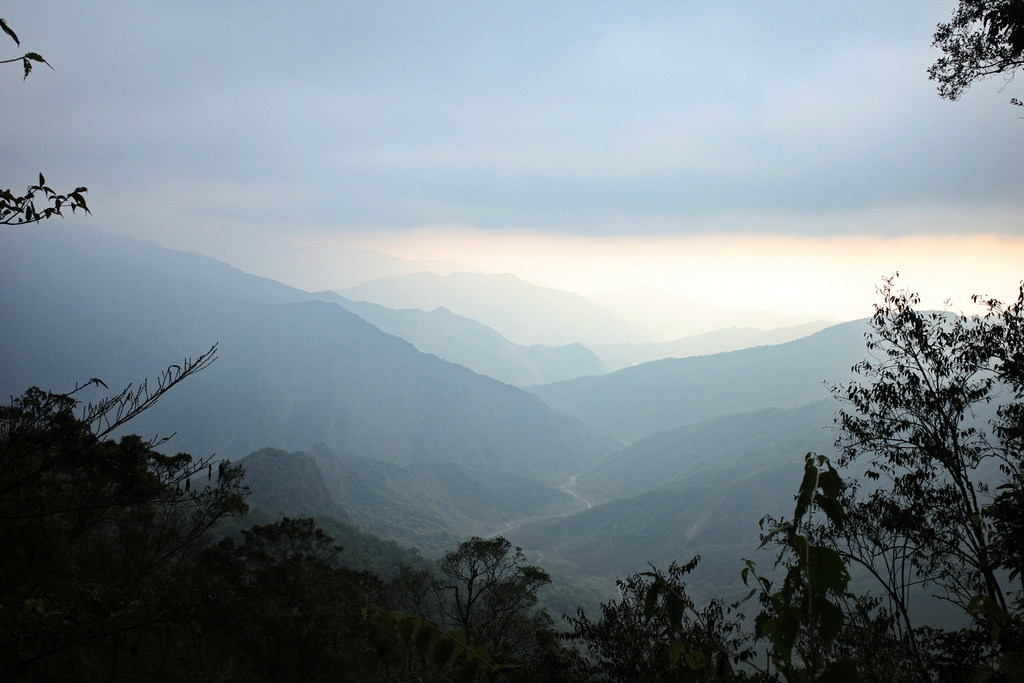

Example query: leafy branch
[0,18,52,80]
[2,19,89,227]
[0,173,89,226]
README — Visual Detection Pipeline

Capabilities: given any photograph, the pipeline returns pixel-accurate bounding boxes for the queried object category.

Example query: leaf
[644,578,661,620]
[466,644,491,665]
[684,650,708,672]
[967,665,995,683]
[820,658,862,683]
[396,615,416,642]
[668,641,685,665]
[413,622,433,653]
[432,635,456,667]
[456,659,478,683]
[767,608,802,663]
[794,455,819,521]
[805,545,850,593]
[665,589,683,632]
[1,18,19,45]
[445,629,466,649]
[817,597,846,648]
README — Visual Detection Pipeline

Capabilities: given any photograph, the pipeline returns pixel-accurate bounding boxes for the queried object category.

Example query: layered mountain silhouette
[527,320,869,443]
[505,399,841,601]
[314,295,606,386]
[339,271,652,346]
[0,226,615,479]
[588,320,835,371]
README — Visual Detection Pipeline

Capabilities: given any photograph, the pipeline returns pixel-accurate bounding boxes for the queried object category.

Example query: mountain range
[339,271,653,346]
[0,226,614,480]
[527,319,869,443]
[315,295,606,386]
[1,224,880,608]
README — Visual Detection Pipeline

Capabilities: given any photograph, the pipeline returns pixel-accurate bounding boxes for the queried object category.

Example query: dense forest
[3,1,1024,681]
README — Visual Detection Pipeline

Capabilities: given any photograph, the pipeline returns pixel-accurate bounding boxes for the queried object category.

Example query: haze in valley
[3,3,1023,676]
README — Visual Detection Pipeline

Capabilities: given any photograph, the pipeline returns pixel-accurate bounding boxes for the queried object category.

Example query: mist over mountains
[587,285,834,340]
[528,320,868,442]
[339,271,654,346]
[314,294,606,386]
[0,226,614,480]
[1,224,866,604]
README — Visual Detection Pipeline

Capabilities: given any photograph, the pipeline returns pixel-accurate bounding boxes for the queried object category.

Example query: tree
[205,517,383,683]
[1,18,89,225]
[565,556,756,683]
[437,536,552,663]
[930,0,1024,104]
[0,349,250,680]
[760,277,1024,681]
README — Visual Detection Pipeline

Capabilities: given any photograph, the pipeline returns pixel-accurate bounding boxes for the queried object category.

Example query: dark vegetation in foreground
[2,280,1023,682]
[4,1,1024,680]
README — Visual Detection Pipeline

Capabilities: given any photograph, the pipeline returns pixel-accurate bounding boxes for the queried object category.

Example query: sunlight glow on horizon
[302,222,1024,322]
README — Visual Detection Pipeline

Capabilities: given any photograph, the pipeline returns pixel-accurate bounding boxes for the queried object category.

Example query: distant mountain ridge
[589,320,835,371]
[586,286,834,340]
[528,320,869,443]
[338,271,653,346]
[0,225,616,479]
[313,294,606,386]
[219,241,478,292]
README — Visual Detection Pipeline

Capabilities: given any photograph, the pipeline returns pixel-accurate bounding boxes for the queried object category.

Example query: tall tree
[776,278,1024,681]
[930,0,1024,104]
[437,536,551,663]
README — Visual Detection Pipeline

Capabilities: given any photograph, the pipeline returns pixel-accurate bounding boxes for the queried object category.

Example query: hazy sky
[2,1,1022,319]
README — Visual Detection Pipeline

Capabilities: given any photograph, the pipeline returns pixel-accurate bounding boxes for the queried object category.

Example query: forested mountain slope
[528,320,868,442]
[238,443,585,556]
[0,226,615,479]
[507,400,840,600]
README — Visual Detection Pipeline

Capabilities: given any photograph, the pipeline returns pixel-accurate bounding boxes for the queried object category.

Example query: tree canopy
[930,0,1024,103]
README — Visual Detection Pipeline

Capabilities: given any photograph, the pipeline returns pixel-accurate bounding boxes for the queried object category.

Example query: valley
[0,224,860,608]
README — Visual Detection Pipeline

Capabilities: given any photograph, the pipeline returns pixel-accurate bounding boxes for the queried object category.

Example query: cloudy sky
[2,1,1022,319]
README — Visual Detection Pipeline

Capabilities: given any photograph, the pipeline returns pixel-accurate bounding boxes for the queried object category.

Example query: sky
[2,0,1022,321]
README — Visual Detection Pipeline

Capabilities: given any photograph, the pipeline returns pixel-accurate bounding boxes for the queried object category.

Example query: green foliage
[828,279,1024,669]
[366,538,579,682]
[365,607,515,682]
[0,174,90,226]
[203,517,383,682]
[437,536,553,662]
[749,279,1024,681]
[930,0,1024,103]
[565,556,758,682]
[746,455,858,682]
